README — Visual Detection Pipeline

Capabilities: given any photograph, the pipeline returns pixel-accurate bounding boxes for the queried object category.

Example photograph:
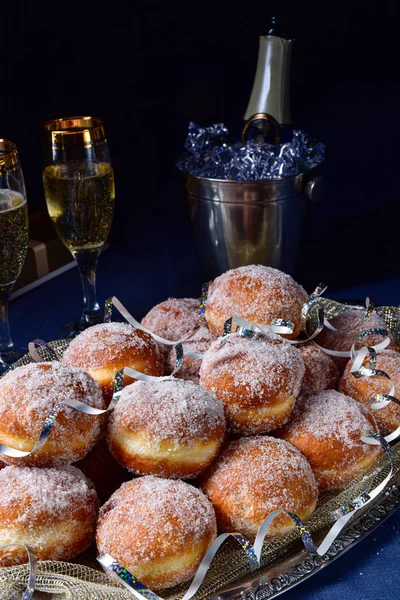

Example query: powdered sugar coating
[200,333,304,433]
[205,265,308,338]
[166,326,217,383]
[0,362,105,465]
[202,436,318,539]
[201,333,304,402]
[278,390,382,489]
[63,322,162,370]
[0,465,98,527]
[0,465,98,564]
[339,348,400,433]
[283,390,378,447]
[107,378,226,478]
[96,476,217,588]
[109,379,225,445]
[317,309,398,372]
[299,343,339,394]
[141,298,200,342]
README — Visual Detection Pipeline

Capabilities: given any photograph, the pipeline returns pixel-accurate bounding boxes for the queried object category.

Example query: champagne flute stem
[0,283,16,361]
[73,248,102,326]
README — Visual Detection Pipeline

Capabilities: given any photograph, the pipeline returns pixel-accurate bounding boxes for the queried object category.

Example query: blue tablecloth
[7,241,400,600]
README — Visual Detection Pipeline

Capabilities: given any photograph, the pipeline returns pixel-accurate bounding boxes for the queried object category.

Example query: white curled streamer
[348,339,400,443]
[301,283,337,332]
[98,533,258,600]
[255,433,393,557]
[225,313,336,349]
[0,357,200,460]
[0,369,125,459]
[231,315,294,337]
[108,297,195,347]
[106,297,206,364]
[98,436,393,600]
[0,544,36,600]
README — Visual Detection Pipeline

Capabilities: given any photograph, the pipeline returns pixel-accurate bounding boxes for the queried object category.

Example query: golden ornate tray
[0,298,399,600]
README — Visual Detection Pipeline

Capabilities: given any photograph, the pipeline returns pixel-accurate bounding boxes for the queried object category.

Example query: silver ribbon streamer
[0,544,36,600]
[349,340,400,443]
[104,296,206,367]
[104,297,196,347]
[0,369,126,459]
[98,533,258,600]
[98,435,392,600]
[28,339,58,363]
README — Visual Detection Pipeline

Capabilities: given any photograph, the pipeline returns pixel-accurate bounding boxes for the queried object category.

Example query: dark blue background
[1,1,400,292]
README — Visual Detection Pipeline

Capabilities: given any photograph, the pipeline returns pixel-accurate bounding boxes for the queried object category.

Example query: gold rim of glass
[0,139,19,170]
[43,116,105,147]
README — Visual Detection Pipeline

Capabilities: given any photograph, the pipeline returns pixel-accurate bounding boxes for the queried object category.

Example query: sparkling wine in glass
[42,116,115,338]
[0,139,29,373]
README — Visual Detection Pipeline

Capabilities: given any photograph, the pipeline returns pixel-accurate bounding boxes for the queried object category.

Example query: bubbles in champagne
[43,161,115,252]
[0,190,20,211]
[0,190,29,286]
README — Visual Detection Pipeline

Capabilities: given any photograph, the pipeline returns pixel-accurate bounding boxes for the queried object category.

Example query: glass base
[0,346,27,375]
[61,313,104,340]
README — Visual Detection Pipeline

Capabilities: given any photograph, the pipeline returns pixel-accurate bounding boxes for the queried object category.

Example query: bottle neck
[244,35,293,126]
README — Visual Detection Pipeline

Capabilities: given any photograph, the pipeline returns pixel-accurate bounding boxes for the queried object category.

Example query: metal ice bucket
[184,165,323,281]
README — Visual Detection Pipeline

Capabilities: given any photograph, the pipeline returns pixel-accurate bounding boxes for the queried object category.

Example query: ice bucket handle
[305,175,324,203]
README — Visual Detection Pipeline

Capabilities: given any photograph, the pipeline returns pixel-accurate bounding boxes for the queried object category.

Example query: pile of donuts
[0,264,399,592]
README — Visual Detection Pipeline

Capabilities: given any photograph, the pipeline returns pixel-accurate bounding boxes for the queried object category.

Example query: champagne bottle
[242,17,294,146]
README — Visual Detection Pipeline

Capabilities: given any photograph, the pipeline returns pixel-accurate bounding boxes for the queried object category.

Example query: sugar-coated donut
[0,465,98,566]
[75,439,132,504]
[96,475,217,590]
[317,309,398,373]
[63,322,164,401]
[141,297,200,360]
[107,379,225,478]
[199,332,305,434]
[277,390,382,490]
[0,362,105,467]
[201,436,318,540]
[141,297,200,340]
[205,265,308,339]
[299,343,339,395]
[166,325,217,383]
[339,349,400,435]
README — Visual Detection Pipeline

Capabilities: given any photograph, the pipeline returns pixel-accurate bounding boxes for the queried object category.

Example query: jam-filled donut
[199,332,305,434]
[317,309,398,373]
[166,326,217,383]
[63,322,163,401]
[141,297,200,359]
[0,465,98,566]
[107,379,225,478]
[96,475,217,590]
[339,348,400,435]
[0,362,105,467]
[277,390,382,490]
[205,265,308,339]
[201,436,318,540]
[299,343,339,395]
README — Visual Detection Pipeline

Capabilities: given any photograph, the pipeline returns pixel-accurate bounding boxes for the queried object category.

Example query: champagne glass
[42,116,115,338]
[0,139,29,374]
